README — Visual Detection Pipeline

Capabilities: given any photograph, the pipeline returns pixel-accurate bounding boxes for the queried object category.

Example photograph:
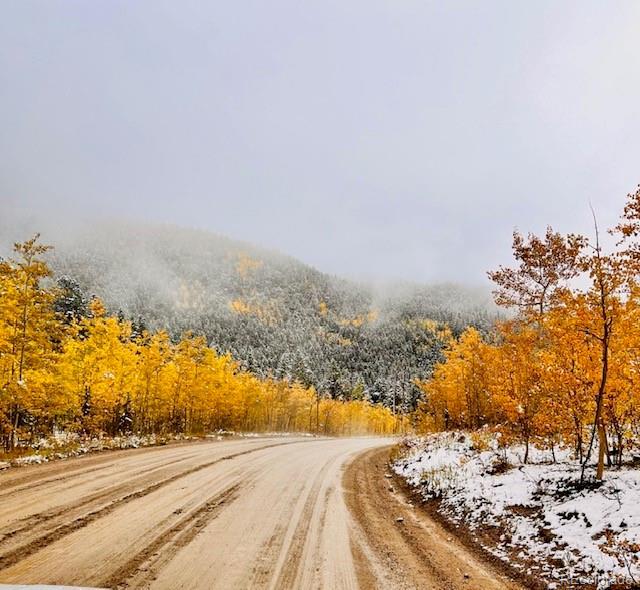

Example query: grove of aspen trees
[0,236,397,452]
[416,186,640,480]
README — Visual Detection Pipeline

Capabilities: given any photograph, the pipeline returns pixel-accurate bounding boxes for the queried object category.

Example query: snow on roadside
[8,432,188,467]
[393,432,640,589]
[3,430,319,469]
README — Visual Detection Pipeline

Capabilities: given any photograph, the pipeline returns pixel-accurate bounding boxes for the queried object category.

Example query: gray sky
[1,1,639,284]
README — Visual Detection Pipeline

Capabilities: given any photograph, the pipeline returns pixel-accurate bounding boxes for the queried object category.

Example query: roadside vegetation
[400,185,640,589]
[0,238,397,459]
[415,185,640,482]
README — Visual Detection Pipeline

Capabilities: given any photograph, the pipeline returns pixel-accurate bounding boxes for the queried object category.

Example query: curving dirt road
[0,437,520,590]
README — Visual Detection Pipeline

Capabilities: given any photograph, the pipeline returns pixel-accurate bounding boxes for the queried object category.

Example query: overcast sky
[1,1,639,284]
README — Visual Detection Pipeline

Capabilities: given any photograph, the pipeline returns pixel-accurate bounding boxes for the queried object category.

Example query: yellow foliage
[236,253,263,278]
[338,310,378,327]
[230,299,252,315]
[229,298,279,325]
[416,291,640,464]
[1,237,397,451]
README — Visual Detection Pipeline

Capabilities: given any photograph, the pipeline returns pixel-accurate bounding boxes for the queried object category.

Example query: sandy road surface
[0,437,520,590]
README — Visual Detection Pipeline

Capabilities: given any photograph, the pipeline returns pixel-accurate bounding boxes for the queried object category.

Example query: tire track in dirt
[136,438,383,590]
[0,448,201,501]
[250,465,328,588]
[104,482,244,589]
[0,460,119,498]
[0,453,200,546]
[0,440,302,571]
[270,458,334,589]
[0,443,190,491]
[1,438,396,589]
[309,485,334,578]
[242,444,342,588]
[250,526,287,586]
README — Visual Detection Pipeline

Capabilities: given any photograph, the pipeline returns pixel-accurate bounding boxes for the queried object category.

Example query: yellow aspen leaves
[1,236,397,451]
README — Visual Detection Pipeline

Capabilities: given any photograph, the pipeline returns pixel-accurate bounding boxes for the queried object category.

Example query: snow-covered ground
[4,431,194,467]
[393,432,640,589]
[1,430,319,470]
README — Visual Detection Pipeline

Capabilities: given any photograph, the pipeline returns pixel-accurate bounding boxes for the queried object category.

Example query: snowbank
[393,432,640,589]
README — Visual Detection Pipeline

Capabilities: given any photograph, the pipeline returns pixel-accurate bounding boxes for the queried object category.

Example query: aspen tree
[0,236,60,449]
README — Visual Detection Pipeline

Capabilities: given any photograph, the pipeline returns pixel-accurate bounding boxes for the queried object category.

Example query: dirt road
[0,437,520,590]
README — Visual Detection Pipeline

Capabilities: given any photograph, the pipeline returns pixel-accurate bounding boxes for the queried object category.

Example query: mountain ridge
[0,215,497,410]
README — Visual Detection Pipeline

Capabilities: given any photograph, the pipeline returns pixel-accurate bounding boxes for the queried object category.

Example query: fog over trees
[1,217,496,413]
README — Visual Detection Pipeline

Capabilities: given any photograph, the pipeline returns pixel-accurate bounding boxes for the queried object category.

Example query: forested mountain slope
[1,218,496,410]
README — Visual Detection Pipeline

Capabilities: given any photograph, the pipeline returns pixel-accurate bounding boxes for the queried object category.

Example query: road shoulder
[343,446,524,590]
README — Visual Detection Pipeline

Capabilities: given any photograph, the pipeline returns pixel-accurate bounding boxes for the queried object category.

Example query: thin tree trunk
[596,420,606,480]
